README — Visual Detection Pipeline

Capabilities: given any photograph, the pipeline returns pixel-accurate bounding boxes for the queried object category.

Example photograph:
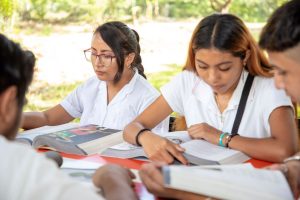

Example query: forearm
[22,105,74,130]
[123,121,156,145]
[229,136,297,162]
[22,112,49,130]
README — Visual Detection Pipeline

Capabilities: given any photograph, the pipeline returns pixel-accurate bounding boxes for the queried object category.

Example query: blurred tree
[145,0,159,19]
[210,0,232,13]
[230,0,288,22]
[0,0,291,32]
[0,0,16,31]
[102,0,132,21]
[30,0,48,19]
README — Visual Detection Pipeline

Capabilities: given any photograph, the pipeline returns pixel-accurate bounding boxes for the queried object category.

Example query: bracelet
[283,155,300,163]
[224,134,232,148]
[218,132,229,147]
[135,128,151,146]
[227,133,239,148]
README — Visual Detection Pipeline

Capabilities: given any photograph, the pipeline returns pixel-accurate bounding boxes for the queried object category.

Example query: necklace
[214,93,225,125]
[214,93,221,110]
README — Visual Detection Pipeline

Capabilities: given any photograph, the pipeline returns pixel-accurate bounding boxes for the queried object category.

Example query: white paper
[61,157,103,170]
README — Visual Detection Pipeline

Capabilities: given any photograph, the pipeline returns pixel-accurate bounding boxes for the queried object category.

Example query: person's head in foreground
[260,0,300,197]
[260,0,300,102]
[0,33,138,200]
[0,33,34,140]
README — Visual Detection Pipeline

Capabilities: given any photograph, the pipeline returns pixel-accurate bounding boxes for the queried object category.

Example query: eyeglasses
[84,48,116,67]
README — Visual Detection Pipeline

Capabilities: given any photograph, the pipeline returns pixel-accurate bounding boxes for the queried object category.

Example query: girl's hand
[188,123,221,144]
[140,163,213,200]
[139,132,188,164]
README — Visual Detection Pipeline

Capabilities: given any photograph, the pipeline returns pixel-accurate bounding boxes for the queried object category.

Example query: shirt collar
[97,69,139,105]
[193,70,253,110]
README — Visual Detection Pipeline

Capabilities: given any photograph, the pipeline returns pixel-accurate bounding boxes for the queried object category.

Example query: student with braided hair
[22,21,169,133]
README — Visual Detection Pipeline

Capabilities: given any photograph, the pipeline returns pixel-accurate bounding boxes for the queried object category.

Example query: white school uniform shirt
[161,70,292,138]
[0,135,104,200]
[61,70,169,133]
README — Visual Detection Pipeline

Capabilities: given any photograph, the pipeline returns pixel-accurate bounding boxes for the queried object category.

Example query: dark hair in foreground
[0,33,35,108]
[259,0,300,51]
[184,13,272,77]
[94,21,146,83]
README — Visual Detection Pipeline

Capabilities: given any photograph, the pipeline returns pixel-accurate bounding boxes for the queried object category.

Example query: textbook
[17,124,123,155]
[101,131,250,165]
[162,164,294,200]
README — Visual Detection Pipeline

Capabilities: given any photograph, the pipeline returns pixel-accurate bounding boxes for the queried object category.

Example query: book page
[101,132,191,159]
[176,163,254,170]
[181,139,249,163]
[109,142,139,150]
[17,123,79,141]
[61,158,104,170]
[164,166,293,200]
[160,131,191,144]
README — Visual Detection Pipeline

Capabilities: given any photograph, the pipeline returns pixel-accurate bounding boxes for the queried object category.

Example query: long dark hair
[184,14,272,77]
[95,21,146,83]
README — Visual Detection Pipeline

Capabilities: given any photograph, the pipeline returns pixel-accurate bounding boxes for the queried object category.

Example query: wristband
[283,155,300,163]
[218,132,228,147]
[135,128,150,146]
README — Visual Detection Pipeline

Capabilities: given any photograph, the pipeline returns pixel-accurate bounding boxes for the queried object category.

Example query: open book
[162,164,293,200]
[16,124,123,155]
[101,131,250,165]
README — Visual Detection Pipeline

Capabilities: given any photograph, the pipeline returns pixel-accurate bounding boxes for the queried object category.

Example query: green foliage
[30,0,48,19]
[102,0,132,22]
[0,0,15,17]
[163,0,213,18]
[1,0,292,27]
[50,0,105,23]
[145,64,182,90]
[230,0,289,22]
[0,0,16,31]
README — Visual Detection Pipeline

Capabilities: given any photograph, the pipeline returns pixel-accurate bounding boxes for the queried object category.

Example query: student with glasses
[22,21,169,133]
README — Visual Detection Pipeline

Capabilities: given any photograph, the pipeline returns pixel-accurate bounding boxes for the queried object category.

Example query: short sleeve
[133,77,170,134]
[60,85,83,118]
[260,78,293,126]
[160,71,195,115]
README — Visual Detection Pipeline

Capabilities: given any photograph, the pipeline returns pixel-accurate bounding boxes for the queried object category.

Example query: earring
[128,64,132,69]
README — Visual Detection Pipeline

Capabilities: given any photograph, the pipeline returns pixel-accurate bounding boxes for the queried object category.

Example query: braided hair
[95,21,146,83]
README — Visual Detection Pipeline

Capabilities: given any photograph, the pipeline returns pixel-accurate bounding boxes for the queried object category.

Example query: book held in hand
[101,131,250,165]
[162,164,293,200]
[17,124,123,155]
